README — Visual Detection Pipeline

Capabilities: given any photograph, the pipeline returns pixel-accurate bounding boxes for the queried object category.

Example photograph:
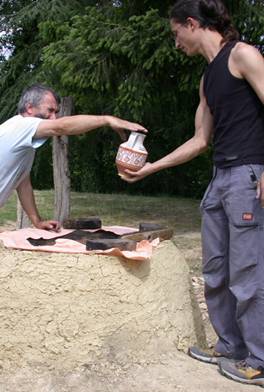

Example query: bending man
[0,84,147,231]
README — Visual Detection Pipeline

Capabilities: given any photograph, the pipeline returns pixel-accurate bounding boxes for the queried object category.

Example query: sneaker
[219,359,264,386]
[188,346,228,364]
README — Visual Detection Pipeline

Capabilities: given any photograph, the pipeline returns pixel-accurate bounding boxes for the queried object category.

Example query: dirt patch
[0,353,260,392]
[0,240,196,371]
[0,229,258,391]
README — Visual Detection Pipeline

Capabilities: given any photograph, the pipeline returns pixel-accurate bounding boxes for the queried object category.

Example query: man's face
[170,19,199,57]
[29,92,59,119]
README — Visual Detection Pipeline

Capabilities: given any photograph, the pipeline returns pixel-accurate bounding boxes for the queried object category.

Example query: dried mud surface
[0,229,260,392]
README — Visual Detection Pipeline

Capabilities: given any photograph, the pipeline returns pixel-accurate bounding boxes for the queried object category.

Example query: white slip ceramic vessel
[115,131,148,176]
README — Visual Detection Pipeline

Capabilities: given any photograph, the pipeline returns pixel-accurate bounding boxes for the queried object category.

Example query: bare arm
[123,78,214,182]
[16,175,60,231]
[34,114,147,139]
[231,43,264,205]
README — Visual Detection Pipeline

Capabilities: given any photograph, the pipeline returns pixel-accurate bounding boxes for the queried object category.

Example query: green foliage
[0,0,263,198]
[0,0,95,120]
[39,5,207,196]
[231,0,264,52]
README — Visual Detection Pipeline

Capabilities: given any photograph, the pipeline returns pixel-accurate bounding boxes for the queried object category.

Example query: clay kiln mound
[0,240,197,372]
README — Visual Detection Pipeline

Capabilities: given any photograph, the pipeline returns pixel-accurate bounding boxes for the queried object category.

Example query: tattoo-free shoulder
[230,41,264,78]
[232,41,262,61]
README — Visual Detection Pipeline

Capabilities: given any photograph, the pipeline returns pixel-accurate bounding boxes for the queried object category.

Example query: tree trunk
[52,97,73,223]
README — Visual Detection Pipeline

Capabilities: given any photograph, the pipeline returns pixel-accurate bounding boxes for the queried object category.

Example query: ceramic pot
[116,131,148,175]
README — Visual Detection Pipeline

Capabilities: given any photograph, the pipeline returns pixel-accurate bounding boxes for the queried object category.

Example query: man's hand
[107,116,148,140]
[256,172,264,207]
[17,176,61,232]
[120,162,153,183]
[34,220,61,232]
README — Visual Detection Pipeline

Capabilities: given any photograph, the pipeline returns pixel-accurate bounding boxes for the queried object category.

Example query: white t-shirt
[0,115,47,207]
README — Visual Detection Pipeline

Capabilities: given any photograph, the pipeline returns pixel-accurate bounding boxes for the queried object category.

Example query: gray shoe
[219,358,264,387]
[188,346,228,365]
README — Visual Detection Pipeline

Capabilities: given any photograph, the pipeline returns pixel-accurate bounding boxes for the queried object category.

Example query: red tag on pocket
[242,213,253,221]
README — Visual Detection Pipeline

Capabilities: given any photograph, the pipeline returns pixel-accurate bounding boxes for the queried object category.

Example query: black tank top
[203,40,264,168]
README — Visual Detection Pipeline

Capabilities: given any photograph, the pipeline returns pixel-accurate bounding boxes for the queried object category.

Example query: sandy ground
[0,353,261,392]
[0,228,261,391]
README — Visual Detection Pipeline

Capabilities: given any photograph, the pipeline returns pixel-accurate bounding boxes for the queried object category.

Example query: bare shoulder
[232,41,263,62]
[230,41,264,77]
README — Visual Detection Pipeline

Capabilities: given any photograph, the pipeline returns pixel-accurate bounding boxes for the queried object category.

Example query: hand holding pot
[116,131,148,176]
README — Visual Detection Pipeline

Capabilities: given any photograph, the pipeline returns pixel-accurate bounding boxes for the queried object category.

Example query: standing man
[0,84,147,231]
[124,0,264,386]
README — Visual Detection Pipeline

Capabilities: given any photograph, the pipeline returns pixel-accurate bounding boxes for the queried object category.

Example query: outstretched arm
[16,175,60,231]
[34,115,147,139]
[123,78,214,182]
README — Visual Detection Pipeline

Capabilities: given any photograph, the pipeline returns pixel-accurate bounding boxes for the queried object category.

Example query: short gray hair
[17,84,61,114]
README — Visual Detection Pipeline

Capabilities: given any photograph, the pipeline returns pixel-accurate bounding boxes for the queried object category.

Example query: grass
[16,190,200,233]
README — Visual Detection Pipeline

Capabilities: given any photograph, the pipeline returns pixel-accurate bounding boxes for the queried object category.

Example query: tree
[0,0,98,122]
[0,0,263,198]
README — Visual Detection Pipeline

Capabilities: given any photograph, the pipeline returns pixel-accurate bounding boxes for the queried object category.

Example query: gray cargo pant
[201,164,264,369]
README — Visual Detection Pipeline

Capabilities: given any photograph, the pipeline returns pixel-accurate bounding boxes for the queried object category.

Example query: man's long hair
[170,0,239,42]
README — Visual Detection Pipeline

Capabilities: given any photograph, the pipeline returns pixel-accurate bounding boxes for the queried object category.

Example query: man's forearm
[16,177,41,226]
[150,135,208,173]
[54,115,110,136]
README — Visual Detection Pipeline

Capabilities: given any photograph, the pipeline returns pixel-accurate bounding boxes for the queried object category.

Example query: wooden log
[52,97,73,223]
[86,238,137,251]
[138,222,165,231]
[63,217,102,230]
[122,228,174,242]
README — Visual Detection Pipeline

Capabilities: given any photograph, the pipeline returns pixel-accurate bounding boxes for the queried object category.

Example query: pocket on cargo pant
[228,202,260,302]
